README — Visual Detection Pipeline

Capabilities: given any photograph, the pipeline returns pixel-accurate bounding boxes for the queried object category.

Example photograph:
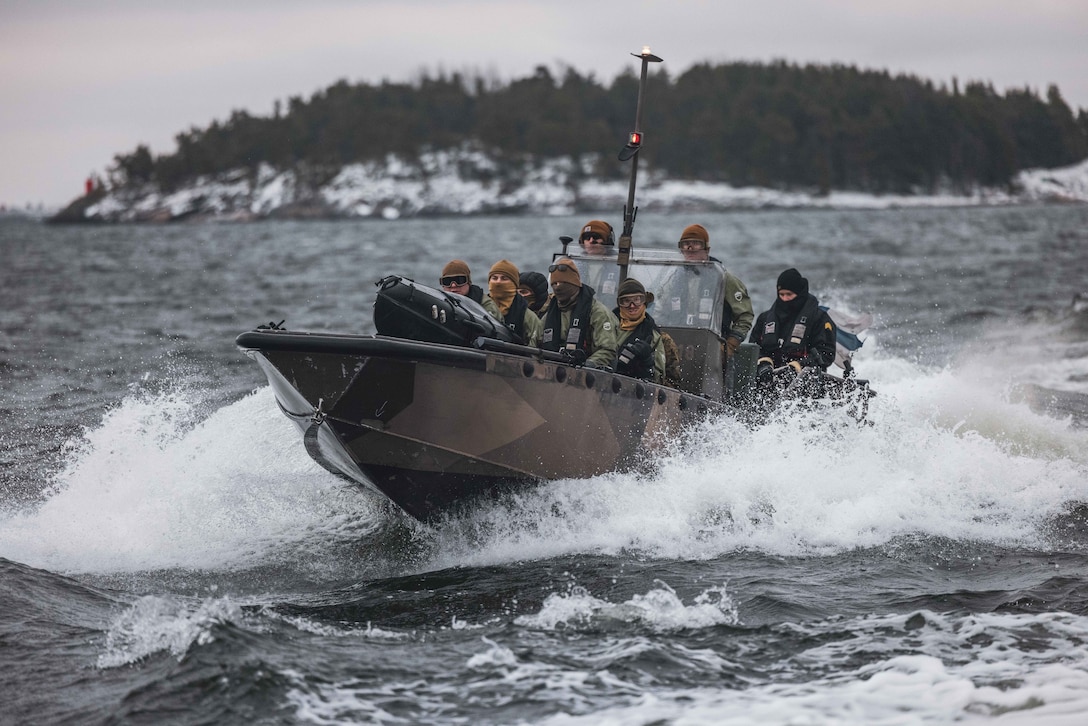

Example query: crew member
[750,267,837,378]
[539,257,618,368]
[517,270,550,315]
[612,278,666,383]
[481,259,544,346]
[439,259,484,303]
[676,224,753,359]
[578,220,615,256]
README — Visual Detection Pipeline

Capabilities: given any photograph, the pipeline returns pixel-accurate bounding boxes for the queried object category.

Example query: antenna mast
[616,46,663,286]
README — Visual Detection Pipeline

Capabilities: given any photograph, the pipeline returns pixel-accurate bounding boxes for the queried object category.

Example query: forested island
[57,61,1088,222]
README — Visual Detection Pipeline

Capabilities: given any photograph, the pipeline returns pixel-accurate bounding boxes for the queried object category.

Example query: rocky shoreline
[51,149,1088,224]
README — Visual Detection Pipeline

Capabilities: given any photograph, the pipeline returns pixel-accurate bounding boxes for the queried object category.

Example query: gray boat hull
[238,330,718,521]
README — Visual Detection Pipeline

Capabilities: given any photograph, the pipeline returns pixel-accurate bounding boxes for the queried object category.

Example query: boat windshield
[562,249,728,333]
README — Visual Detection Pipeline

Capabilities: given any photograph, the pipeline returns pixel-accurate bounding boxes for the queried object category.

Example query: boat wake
[0,388,400,580]
[2,349,1087,580]
[424,350,1088,568]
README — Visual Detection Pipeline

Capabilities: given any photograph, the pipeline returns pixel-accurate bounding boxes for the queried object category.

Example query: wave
[2,348,1087,577]
[0,388,387,576]
[424,352,1088,567]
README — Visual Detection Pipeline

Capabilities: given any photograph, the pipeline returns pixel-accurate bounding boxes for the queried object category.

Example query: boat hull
[238,331,718,521]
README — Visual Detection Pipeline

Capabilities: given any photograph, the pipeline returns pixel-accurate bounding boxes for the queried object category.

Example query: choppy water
[2,206,1088,724]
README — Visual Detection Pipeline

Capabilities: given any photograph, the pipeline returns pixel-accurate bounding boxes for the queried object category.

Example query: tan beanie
[488,259,520,285]
[549,257,582,287]
[440,259,471,282]
[580,220,614,244]
[678,224,709,248]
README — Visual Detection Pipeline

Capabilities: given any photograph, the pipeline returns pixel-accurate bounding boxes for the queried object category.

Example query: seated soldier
[750,267,837,384]
[538,257,618,368]
[481,259,544,347]
[611,278,666,383]
[516,270,550,316]
[439,259,485,303]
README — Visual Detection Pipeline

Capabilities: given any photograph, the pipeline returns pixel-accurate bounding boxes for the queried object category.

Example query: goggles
[580,233,604,242]
[617,294,646,308]
[439,275,469,287]
[680,240,707,251]
[548,262,576,273]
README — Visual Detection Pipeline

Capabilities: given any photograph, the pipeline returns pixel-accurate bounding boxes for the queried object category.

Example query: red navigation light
[628,131,642,146]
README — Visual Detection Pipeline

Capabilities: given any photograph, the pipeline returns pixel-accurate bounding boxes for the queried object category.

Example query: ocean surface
[3,206,1088,725]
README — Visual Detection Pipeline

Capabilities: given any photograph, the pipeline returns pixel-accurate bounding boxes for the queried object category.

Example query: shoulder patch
[734,291,744,302]
[825,322,833,330]
[603,321,613,330]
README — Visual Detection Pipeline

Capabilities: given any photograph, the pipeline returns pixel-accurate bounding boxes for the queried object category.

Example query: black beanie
[776,268,808,296]
[518,270,549,302]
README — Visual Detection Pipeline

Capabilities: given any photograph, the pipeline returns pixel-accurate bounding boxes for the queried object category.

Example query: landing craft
[236,49,874,521]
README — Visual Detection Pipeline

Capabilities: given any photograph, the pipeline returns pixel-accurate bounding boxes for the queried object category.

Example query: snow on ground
[75,147,1088,222]
[1015,158,1088,203]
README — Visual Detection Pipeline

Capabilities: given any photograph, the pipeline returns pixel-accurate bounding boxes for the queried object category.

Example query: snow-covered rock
[69,145,1088,223]
[1015,158,1088,203]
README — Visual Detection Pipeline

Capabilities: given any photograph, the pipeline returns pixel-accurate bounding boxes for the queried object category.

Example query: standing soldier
[676,224,754,360]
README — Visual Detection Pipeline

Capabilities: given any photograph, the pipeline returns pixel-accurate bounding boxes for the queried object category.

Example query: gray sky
[2,0,1086,207]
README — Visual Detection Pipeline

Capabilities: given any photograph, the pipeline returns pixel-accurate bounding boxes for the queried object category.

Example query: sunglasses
[439,275,469,287]
[618,295,646,307]
[580,233,604,242]
[548,262,576,273]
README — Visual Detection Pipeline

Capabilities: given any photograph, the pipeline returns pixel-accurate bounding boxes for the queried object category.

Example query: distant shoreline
[50,155,1088,224]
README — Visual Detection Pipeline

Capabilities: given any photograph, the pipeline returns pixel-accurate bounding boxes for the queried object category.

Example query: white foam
[0,388,377,574]
[513,609,1088,726]
[3,345,1086,576]
[514,581,739,632]
[420,353,1088,568]
[97,595,243,668]
[275,603,1088,725]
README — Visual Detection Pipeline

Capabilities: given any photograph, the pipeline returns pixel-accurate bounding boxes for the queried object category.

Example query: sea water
[2,206,1088,724]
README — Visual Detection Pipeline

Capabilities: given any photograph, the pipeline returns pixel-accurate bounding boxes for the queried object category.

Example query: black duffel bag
[373,275,519,347]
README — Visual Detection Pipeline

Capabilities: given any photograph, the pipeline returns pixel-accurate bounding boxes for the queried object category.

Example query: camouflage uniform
[659,331,683,387]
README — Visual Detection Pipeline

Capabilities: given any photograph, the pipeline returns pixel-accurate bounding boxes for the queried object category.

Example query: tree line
[111,61,1088,195]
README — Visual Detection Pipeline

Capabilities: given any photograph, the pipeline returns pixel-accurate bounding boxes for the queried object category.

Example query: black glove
[618,338,652,368]
[756,357,774,384]
[561,348,587,366]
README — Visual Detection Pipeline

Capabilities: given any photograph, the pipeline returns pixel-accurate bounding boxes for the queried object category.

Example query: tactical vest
[612,311,659,380]
[541,285,597,356]
[501,292,530,344]
[760,294,821,363]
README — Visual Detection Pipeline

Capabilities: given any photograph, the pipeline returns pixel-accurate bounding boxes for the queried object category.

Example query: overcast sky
[2,0,1086,208]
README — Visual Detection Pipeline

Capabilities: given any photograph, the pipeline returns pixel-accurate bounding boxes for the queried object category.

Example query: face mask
[779,293,805,314]
[552,282,579,308]
[489,279,518,313]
